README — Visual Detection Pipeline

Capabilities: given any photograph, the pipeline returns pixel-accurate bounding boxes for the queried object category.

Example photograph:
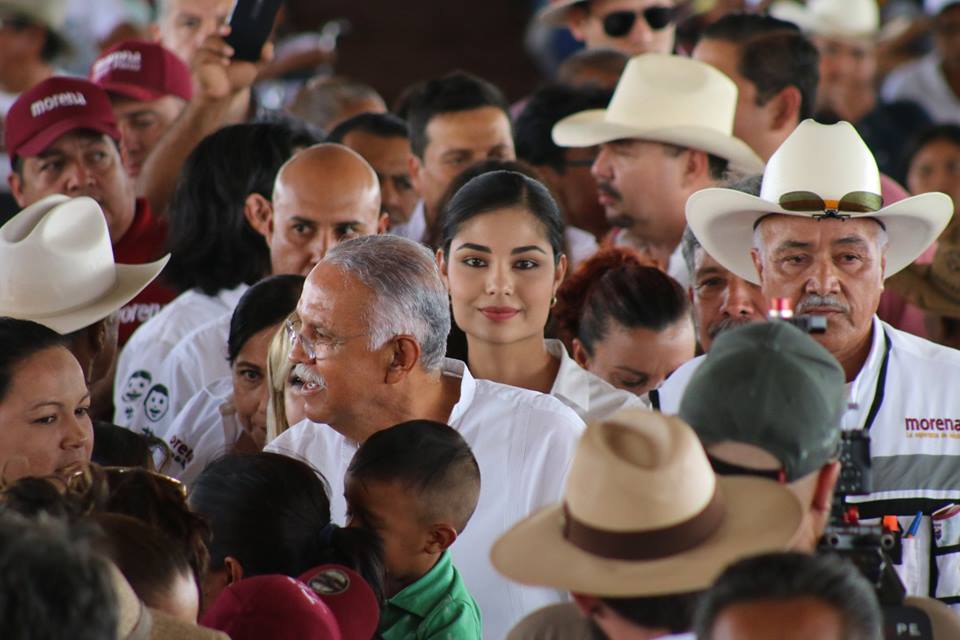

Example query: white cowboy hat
[0,0,70,52]
[491,409,802,596]
[536,0,586,26]
[685,120,953,285]
[770,0,879,40]
[552,54,764,173]
[0,194,169,334]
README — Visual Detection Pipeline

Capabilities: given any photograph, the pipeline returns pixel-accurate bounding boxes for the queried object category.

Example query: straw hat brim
[685,189,952,284]
[769,1,878,40]
[2,255,170,334]
[490,475,802,597]
[553,109,765,174]
[886,263,960,318]
[535,0,585,26]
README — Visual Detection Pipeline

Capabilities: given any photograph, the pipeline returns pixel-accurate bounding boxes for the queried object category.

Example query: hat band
[562,487,726,561]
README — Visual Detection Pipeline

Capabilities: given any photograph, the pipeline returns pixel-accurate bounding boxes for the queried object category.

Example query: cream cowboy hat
[0,195,169,334]
[685,120,953,285]
[770,0,879,40]
[552,54,764,173]
[0,0,70,52]
[491,409,803,596]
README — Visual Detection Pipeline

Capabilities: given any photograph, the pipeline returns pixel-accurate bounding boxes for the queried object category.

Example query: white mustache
[795,294,851,315]
[292,364,327,390]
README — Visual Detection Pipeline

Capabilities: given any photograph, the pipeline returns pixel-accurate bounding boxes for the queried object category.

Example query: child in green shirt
[344,419,483,639]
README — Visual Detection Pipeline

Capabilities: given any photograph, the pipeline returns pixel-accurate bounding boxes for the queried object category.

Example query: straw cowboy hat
[0,195,169,334]
[887,241,960,319]
[490,409,802,596]
[685,120,953,285]
[552,53,764,173]
[770,0,879,40]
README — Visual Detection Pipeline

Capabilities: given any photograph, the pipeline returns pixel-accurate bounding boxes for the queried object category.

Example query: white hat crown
[759,119,881,203]
[0,195,117,320]
[772,0,879,38]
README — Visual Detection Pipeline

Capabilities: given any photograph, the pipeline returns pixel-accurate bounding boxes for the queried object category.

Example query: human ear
[750,247,764,282]
[436,249,450,288]
[8,171,26,207]
[572,339,591,369]
[243,193,273,240]
[384,336,422,384]
[424,523,458,554]
[223,556,245,585]
[564,7,591,43]
[554,254,569,291]
[377,211,390,234]
[408,154,424,195]
[771,86,802,132]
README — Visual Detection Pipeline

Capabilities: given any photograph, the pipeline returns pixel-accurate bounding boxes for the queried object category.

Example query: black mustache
[597,182,622,201]
[707,316,754,340]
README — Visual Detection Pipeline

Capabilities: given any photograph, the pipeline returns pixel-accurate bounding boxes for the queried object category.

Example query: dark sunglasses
[601,6,675,38]
[778,190,884,218]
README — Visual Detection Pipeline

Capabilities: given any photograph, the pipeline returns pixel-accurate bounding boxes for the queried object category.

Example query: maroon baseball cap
[200,575,343,640]
[5,77,120,164]
[299,565,381,640]
[89,39,192,103]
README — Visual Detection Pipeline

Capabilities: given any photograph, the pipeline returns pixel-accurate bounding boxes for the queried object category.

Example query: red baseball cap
[200,575,343,640]
[5,77,120,164]
[89,39,192,103]
[299,564,381,640]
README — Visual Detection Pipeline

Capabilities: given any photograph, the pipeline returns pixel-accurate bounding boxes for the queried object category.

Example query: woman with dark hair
[189,452,385,613]
[0,318,93,483]
[552,247,696,396]
[437,170,643,420]
[905,124,960,241]
[114,122,320,435]
[161,275,305,485]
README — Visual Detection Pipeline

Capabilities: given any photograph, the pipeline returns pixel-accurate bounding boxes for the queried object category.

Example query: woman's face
[282,366,307,429]
[575,318,696,396]
[0,346,93,482]
[232,324,281,449]
[440,206,567,346]
[908,138,960,212]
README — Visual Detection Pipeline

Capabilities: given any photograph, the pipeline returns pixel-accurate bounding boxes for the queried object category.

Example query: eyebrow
[695,266,723,277]
[773,240,815,252]
[615,366,647,376]
[454,242,547,255]
[832,235,869,247]
[235,361,263,370]
[29,392,91,410]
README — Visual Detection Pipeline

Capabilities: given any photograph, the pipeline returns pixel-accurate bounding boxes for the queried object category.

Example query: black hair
[92,421,168,470]
[553,248,690,356]
[404,71,511,158]
[695,552,882,640]
[94,512,193,611]
[227,275,305,365]
[163,122,321,296]
[347,420,481,532]
[190,453,386,605]
[326,111,409,144]
[902,123,960,180]
[0,513,117,640]
[441,169,565,264]
[600,591,703,634]
[701,13,820,121]
[0,318,67,403]
[514,84,611,173]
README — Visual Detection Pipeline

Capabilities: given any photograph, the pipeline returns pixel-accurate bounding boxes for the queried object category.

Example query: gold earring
[551,295,558,307]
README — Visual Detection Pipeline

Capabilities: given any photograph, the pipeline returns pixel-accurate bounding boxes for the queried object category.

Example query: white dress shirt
[114,284,248,436]
[265,358,585,640]
[545,339,648,422]
[882,53,960,124]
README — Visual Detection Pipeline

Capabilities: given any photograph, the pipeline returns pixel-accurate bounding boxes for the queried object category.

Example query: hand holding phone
[224,0,283,62]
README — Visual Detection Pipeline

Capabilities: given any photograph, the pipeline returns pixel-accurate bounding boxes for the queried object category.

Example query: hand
[192,26,274,101]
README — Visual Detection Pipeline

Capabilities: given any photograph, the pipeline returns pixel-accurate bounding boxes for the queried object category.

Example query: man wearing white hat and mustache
[552,53,764,288]
[684,118,960,609]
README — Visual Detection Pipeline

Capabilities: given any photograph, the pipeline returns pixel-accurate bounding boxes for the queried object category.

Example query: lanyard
[861,329,893,433]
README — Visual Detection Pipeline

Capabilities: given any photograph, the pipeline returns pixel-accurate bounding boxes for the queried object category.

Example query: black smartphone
[224,0,283,62]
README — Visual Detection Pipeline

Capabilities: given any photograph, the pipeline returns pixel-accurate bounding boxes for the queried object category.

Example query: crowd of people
[5,0,960,638]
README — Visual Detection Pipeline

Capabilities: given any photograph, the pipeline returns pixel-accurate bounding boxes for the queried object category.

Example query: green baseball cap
[678,321,845,482]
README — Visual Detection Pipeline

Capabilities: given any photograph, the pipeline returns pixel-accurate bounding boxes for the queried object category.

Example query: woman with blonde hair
[264,322,307,443]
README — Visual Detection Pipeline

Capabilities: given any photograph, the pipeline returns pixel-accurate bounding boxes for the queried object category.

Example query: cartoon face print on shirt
[121,370,152,403]
[143,384,170,422]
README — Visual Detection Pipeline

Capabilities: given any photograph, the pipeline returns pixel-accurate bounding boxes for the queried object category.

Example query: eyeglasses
[778,190,884,219]
[284,317,368,361]
[600,6,675,38]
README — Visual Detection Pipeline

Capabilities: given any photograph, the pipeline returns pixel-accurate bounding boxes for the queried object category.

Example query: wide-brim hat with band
[552,53,764,174]
[0,0,70,52]
[770,0,879,40]
[686,119,953,285]
[887,241,960,319]
[491,409,803,596]
[0,195,169,334]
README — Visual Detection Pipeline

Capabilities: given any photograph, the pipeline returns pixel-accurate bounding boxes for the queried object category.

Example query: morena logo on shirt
[30,92,87,118]
[904,417,960,438]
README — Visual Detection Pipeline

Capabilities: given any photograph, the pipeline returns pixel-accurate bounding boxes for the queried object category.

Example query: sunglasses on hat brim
[778,190,884,215]
[599,5,676,37]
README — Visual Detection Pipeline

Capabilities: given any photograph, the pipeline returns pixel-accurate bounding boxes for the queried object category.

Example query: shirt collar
[443,358,475,425]
[387,551,455,618]
[845,316,887,425]
[545,339,591,410]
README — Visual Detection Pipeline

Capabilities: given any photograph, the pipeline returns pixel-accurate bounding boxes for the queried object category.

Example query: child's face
[344,475,435,590]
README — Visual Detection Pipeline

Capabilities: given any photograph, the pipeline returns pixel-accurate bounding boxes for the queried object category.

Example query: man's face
[413,106,514,219]
[555,146,607,236]
[9,131,136,244]
[342,131,419,226]
[692,248,768,351]
[591,139,687,244]
[752,216,885,359]
[709,597,845,640]
[0,15,44,79]
[812,35,876,113]
[935,6,960,70]
[567,0,676,56]
[287,264,391,437]
[155,0,233,63]
[112,95,186,177]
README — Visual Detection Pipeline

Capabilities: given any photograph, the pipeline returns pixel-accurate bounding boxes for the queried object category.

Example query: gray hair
[683,174,763,277]
[323,235,450,372]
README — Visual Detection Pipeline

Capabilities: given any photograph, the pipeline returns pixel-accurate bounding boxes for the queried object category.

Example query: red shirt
[113,198,176,345]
